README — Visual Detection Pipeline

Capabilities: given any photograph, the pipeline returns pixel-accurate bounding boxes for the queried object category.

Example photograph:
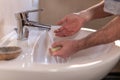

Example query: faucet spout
[25,21,51,31]
[15,9,51,40]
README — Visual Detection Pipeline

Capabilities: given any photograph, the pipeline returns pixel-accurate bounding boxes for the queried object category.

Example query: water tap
[15,9,51,40]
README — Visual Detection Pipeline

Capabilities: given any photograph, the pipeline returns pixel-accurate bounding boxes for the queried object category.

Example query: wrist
[75,10,93,22]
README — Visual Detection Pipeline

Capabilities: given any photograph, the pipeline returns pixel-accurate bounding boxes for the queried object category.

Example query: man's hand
[54,13,87,37]
[50,40,80,58]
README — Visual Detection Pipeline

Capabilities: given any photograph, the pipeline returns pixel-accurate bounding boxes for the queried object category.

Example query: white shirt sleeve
[104,0,120,15]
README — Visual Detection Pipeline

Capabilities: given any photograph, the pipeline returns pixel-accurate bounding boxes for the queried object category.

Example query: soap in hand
[51,46,62,52]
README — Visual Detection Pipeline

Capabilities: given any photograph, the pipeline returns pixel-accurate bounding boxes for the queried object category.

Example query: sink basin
[0,27,120,80]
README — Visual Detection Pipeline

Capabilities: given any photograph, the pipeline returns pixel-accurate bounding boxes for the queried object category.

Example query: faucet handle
[22,9,44,20]
[25,8,44,14]
[15,9,44,21]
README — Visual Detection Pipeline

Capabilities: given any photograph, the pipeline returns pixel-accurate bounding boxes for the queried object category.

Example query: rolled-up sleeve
[104,0,120,15]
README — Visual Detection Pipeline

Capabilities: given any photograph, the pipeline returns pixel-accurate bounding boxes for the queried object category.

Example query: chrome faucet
[15,9,51,40]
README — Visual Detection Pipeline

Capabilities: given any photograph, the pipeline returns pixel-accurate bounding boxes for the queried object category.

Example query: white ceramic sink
[0,27,120,80]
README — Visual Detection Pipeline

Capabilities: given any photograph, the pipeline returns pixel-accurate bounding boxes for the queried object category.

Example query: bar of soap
[51,46,62,52]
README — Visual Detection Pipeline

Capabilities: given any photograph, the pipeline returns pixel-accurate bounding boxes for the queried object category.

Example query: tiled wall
[0,0,39,38]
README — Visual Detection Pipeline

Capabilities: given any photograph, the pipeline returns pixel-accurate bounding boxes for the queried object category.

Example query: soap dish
[0,46,22,60]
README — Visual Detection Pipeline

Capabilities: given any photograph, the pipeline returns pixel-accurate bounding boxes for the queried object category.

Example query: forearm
[78,1,112,22]
[77,16,120,50]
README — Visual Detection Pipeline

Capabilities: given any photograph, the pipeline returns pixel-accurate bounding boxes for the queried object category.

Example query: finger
[55,28,71,37]
[52,50,68,58]
[55,20,72,33]
[56,23,81,37]
[49,48,58,56]
[54,27,64,33]
[55,32,68,37]
[54,25,69,36]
